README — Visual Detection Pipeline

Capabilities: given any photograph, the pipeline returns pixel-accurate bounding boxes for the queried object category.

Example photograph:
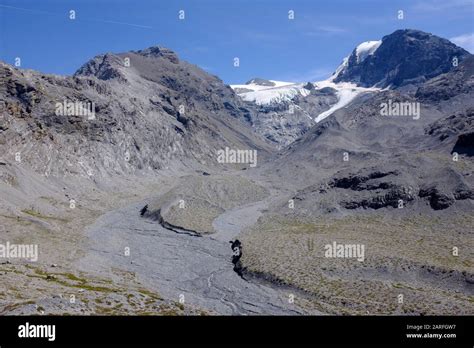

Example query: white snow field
[230,80,310,105]
[231,79,378,122]
[312,80,379,123]
[230,39,382,121]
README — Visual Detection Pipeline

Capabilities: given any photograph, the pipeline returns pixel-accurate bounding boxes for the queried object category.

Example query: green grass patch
[21,209,69,223]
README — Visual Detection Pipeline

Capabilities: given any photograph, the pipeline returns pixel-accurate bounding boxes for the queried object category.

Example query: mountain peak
[389,28,434,40]
[74,53,126,80]
[133,46,179,63]
[245,78,276,86]
[333,29,471,88]
[74,45,181,80]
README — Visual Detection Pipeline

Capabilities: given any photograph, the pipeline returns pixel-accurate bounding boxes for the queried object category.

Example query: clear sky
[0,0,473,84]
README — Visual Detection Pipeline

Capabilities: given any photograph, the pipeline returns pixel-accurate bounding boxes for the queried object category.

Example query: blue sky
[0,0,473,84]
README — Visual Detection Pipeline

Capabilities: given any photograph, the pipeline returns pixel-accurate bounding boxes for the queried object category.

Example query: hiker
[229,239,245,279]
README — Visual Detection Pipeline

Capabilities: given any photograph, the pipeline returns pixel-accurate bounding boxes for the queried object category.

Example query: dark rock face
[334,29,471,88]
[426,108,474,146]
[419,186,455,210]
[453,132,474,156]
[416,56,474,102]
[303,82,314,90]
[329,169,416,210]
[454,187,474,200]
[329,170,400,190]
[341,187,414,210]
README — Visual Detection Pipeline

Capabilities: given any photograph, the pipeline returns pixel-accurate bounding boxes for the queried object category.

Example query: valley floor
[0,166,472,315]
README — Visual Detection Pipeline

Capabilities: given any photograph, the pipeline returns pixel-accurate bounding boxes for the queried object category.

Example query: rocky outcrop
[328,168,416,210]
[418,186,455,210]
[453,132,474,156]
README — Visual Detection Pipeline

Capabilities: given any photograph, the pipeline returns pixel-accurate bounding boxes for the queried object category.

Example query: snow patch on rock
[312,80,379,122]
[355,40,382,63]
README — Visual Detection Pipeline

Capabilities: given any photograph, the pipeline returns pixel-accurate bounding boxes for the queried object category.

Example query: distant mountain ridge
[230,29,472,147]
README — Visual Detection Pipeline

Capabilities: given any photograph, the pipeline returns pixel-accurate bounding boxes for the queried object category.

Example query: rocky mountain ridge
[0,46,271,177]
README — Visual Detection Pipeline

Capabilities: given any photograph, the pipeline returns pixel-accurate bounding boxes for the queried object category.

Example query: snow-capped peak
[355,40,382,63]
[328,39,382,81]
